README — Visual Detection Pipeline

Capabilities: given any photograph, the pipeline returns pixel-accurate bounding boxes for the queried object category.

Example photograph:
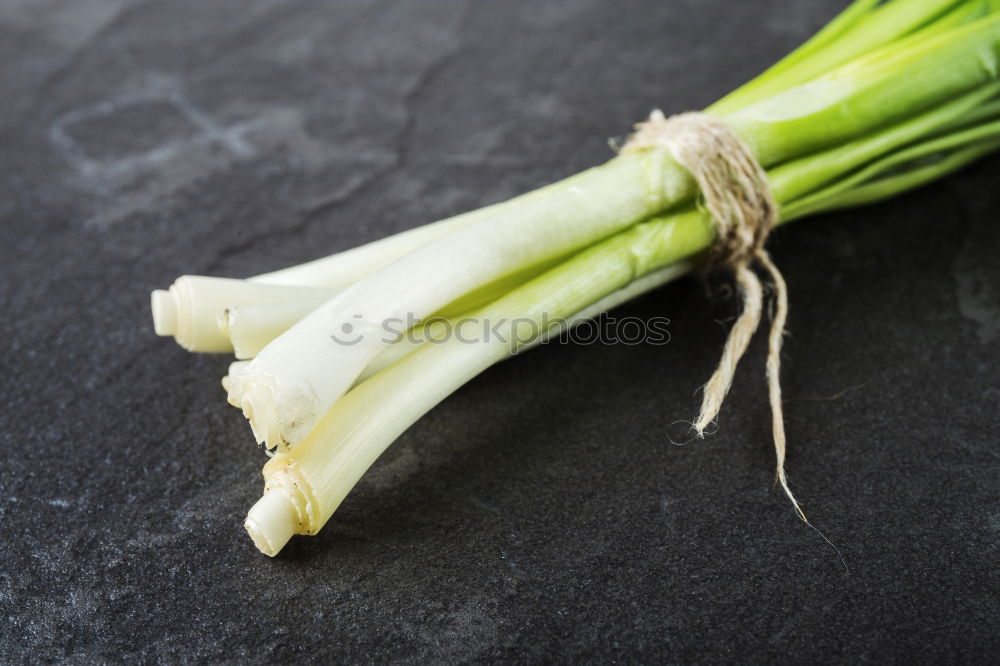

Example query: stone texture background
[1,0,997,662]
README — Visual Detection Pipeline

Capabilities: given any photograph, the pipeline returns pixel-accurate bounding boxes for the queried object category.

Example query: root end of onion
[245,489,299,557]
[151,290,177,337]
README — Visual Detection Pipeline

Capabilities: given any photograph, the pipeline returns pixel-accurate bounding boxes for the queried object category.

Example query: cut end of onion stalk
[150,277,237,352]
[222,361,251,399]
[229,372,306,449]
[244,489,299,556]
[150,290,177,336]
[150,276,339,354]
[239,392,271,446]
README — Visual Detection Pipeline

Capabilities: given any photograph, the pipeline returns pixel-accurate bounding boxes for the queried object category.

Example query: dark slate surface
[1,0,997,662]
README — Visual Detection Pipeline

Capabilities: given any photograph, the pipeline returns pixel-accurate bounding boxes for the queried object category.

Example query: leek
[145,0,1000,556]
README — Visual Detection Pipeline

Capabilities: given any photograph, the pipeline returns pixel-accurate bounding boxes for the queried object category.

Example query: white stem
[244,487,299,557]
[151,199,506,353]
[151,277,336,353]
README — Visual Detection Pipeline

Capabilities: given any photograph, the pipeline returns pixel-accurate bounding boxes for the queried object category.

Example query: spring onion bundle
[151,0,1000,556]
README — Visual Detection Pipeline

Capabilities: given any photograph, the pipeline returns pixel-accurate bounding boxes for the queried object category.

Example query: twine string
[622,110,805,521]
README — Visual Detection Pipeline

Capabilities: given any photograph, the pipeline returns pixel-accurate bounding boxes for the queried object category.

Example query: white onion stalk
[151,200,510,353]
[151,277,337,353]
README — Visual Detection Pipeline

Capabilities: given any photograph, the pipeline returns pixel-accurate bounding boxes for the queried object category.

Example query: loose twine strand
[622,110,806,522]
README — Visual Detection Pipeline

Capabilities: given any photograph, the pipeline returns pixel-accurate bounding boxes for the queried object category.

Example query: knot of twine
[623,110,805,521]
